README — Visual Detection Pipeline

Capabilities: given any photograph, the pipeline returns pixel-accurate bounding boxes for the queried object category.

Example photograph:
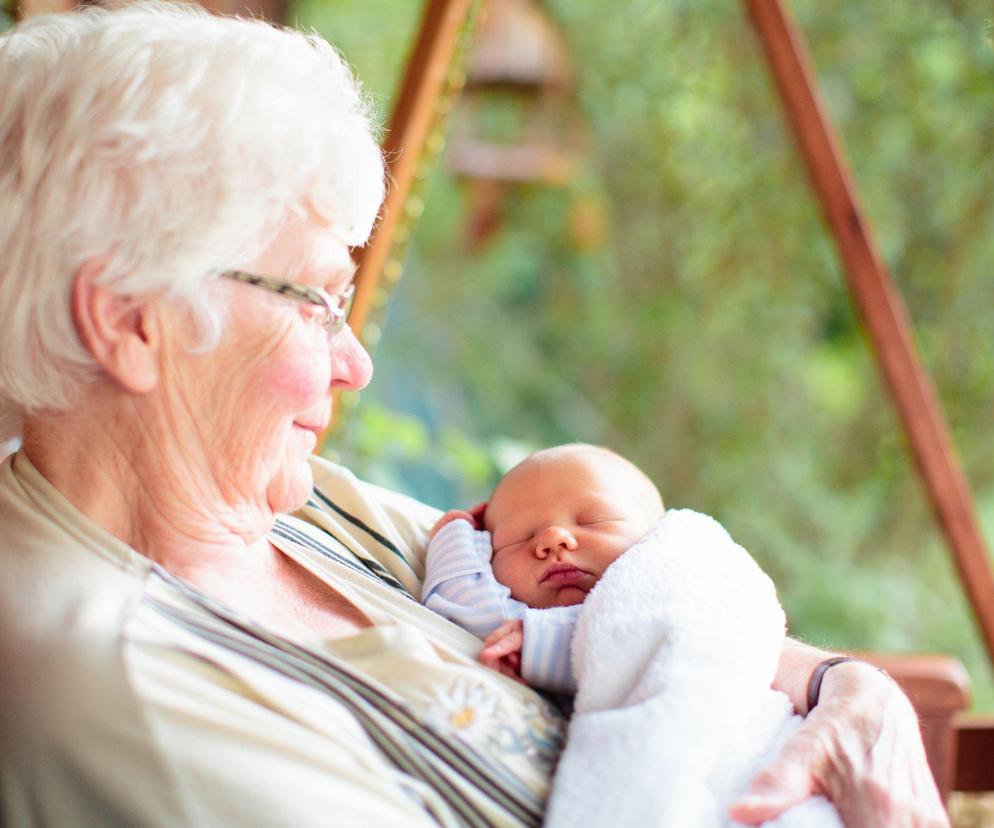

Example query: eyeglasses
[222,270,355,336]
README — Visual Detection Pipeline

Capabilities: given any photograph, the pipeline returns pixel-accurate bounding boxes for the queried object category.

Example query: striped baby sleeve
[421,520,525,640]
[520,606,582,694]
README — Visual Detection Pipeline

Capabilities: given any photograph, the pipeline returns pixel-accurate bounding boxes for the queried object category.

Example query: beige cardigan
[0,453,564,827]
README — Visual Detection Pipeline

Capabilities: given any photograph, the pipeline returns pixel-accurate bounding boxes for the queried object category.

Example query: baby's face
[485,450,658,609]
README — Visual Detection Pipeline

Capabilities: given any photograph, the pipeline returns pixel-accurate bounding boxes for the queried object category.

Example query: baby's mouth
[540,563,588,585]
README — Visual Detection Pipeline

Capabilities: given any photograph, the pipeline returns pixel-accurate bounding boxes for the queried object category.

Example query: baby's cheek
[492,556,531,603]
[491,555,512,587]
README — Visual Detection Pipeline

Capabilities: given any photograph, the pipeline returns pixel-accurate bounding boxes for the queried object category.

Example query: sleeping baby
[423,443,663,691]
[422,443,841,827]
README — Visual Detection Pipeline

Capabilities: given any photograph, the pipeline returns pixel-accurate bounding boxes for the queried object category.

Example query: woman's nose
[329,325,373,391]
[534,526,578,559]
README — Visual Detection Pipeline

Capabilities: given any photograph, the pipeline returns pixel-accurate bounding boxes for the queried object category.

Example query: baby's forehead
[496,450,632,501]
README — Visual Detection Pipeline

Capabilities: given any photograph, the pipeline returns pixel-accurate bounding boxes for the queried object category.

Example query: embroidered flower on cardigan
[424,679,500,740]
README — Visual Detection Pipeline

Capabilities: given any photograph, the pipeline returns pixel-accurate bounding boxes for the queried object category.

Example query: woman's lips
[540,563,589,586]
[293,421,327,436]
[292,422,324,451]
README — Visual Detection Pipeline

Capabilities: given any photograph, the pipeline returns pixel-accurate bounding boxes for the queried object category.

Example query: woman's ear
[70,259,160,395]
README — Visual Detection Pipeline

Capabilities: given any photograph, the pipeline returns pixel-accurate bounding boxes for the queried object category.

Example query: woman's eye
[297,305,329,328]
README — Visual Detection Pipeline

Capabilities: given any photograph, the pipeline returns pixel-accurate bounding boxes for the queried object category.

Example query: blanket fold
[543,509,840,828]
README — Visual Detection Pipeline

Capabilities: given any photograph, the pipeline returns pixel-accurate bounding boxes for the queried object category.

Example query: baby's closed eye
[577,514,624,526]
[492,536,530,557]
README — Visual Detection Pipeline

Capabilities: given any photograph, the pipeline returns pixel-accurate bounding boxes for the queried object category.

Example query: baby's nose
[534,526,578,558]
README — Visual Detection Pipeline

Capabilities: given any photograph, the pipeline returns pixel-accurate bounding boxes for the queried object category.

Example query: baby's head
[484,444,664,609]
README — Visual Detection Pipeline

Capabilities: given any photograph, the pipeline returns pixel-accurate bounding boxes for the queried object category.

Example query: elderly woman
[0,4,947,827]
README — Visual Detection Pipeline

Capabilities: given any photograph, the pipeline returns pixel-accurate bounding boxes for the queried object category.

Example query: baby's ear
[467,502,488,530]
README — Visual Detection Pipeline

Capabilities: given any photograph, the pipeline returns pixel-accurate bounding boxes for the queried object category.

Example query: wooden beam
[743,0,994,667]
[954,717,994,792]
[348,0,474,338]
[319,0,474,449]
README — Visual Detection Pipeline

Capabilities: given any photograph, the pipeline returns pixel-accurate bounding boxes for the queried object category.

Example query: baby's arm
[421,518,522,641]
[519,606,582,693]
[423,519,582,692]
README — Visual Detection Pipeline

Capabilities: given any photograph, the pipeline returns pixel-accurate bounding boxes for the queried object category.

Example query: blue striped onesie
[422,519,581,693]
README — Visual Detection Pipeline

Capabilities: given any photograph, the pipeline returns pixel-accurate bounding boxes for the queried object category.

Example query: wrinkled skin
[731,660,949,827]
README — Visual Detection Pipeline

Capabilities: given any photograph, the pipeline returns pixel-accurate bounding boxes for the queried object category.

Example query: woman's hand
[480,620,526,684]
[729,661,949,827]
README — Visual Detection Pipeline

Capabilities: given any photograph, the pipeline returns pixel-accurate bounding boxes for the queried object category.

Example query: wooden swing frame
[347,0,994,799]
[14,0,992,801]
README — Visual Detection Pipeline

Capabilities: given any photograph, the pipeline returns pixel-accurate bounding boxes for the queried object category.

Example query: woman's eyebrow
[288,233,356,284]
[317,258,357,290]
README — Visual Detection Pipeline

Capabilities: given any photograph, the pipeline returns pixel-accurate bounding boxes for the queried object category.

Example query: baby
[422,443,841,827]
[422,443,664,692]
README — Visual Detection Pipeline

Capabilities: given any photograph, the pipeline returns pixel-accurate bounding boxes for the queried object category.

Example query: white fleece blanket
[544,510,841,828]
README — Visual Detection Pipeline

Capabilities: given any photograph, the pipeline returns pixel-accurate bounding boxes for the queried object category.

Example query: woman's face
[160,213,372,518]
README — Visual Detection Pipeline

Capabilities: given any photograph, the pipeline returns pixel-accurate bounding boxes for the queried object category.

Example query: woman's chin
[292,424,319,453]
[267,458,314,515]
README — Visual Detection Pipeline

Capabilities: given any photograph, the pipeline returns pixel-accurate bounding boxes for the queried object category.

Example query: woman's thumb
[728,739,819,823]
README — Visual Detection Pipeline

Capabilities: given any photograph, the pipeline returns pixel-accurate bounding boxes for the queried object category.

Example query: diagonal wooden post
[744,0,994,666]
[319,0,475,450]
[348,0,474,338]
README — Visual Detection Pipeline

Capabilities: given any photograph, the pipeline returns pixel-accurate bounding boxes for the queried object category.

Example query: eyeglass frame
[221,270,355,336]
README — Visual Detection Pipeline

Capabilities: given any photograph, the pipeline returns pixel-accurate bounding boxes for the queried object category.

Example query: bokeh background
[3,0,993,712]
[301,0,994,712]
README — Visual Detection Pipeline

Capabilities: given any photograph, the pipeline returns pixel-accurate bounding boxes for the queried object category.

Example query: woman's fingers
[731,662,949,828]
[728,720,823,822]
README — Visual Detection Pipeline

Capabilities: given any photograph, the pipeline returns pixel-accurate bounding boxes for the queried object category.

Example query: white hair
[0,1,384,431]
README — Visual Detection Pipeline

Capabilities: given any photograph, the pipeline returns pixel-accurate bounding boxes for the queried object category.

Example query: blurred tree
[291,0,994,709]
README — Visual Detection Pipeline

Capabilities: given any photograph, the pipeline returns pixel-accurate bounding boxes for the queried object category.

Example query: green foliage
[296,0,994,710]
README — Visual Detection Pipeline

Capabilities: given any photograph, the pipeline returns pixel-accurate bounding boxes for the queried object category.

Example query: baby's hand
[480,620,526,684]
[428,503,488,539]
[429,509,477,539]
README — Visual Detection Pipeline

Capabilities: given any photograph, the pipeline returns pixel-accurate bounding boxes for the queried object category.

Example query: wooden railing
[954,717,994,793]
[872,653,994,800]
[864,654,970,800]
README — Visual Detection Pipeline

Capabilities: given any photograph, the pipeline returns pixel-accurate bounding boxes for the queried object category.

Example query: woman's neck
[22,395,277,579]
[21,388,372,642]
